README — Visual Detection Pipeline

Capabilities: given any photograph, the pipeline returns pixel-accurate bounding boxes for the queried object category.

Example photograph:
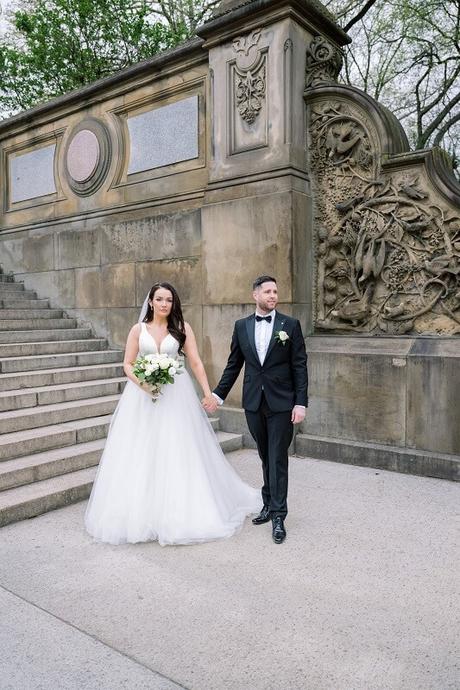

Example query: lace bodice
[139,322,180,357]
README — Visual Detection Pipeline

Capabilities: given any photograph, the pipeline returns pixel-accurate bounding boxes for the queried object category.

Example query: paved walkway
[0,450,459,690]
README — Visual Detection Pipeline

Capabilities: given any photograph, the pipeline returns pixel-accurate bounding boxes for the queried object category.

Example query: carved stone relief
[306,36,343,89]
[309,102,460,335]
[229,27,268,153]
[232,28,266,126]
[234,60,266,125]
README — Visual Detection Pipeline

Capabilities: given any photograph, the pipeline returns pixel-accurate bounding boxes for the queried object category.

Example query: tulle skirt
[84,372,261,546]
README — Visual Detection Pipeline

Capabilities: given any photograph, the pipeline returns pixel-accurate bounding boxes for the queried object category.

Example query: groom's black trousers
[245,393,293,518]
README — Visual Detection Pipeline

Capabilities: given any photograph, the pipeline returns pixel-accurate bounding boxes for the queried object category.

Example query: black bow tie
[256,315,272,323]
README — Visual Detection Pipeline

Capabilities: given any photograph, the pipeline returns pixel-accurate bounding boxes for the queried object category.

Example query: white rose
[169,367,177,376]
[278,330,289,341]
[145,365,154,376]
[159,360,170,370]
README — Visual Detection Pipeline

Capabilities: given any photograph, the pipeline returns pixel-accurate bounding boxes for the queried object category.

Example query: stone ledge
[216,406,460,481]
[295,434,460,482]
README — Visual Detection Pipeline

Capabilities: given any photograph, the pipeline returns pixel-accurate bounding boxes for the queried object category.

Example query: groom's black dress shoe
[252,506,271,525]
[272,516,286,544]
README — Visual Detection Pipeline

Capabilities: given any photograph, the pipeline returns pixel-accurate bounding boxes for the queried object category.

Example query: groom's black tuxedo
[214,311,308,517]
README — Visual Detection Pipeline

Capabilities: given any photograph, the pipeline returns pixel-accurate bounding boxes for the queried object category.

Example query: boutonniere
[274,330,289,345]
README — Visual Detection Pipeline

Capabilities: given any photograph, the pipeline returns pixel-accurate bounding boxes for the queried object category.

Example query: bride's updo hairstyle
[143,282,186,354]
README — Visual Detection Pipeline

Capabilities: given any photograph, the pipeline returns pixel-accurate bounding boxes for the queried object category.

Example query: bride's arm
[183,322,214,404]
[123,324,148,391]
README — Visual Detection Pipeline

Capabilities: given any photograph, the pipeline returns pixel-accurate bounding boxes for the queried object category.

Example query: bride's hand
[202,395,218,414]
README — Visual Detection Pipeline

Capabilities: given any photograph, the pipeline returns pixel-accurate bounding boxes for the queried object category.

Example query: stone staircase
[0,272,243,527]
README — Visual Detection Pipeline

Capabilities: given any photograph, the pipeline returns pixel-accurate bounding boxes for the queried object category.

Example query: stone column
[197,0,349,403]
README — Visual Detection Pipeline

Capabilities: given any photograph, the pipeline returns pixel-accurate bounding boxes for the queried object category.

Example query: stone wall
[0,0,458,463]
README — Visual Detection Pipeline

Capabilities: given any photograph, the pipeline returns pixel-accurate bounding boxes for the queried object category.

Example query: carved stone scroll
[306,36,343,89]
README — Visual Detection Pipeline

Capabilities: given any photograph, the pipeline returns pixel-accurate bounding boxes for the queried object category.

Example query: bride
[85,281,261,546]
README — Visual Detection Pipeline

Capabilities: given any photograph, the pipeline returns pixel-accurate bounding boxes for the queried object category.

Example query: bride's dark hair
[143,282,186,354]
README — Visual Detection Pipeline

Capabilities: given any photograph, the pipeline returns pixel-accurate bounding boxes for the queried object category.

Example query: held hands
[291,405,306,425]
[202,394,218,414]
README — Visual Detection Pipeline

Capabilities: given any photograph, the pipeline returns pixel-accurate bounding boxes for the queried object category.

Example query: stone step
[0,308,63,319]
[0,430,243,527]
[0,362,124,391]
[0,415,112,462]
[217,430,243,453]
[295,434,460,482]
[0,338,107,358]
[0,466,96,527]
[0,299,49,309]
[0,318,76,331]
[0,289,37,299]
[0,348,123,373]
[0,439,105,491]
[0,327,92,344]
[0,377,126,412]
[0,395,120,435]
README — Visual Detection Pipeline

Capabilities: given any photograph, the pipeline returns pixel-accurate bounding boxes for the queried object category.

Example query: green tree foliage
[0,0,181,114]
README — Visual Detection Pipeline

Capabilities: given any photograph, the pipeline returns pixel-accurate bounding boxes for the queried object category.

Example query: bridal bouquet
[132,353,184,402]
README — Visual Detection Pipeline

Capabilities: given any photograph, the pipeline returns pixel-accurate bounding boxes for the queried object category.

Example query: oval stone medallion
[66,129,100,182]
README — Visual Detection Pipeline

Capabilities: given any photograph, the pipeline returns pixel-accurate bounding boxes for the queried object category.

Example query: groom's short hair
[253,275,277,290]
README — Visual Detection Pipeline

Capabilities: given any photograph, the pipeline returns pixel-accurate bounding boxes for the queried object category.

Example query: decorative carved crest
[231,28,266,126]
[233,29,261,58]
[309,102,460,335]
[306,36,343,89]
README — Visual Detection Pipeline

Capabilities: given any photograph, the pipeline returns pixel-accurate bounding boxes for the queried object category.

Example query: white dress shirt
[254,309,276,365]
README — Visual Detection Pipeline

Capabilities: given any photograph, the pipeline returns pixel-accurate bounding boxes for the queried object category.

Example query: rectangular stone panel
[407,352,460,455]
[302,342,408,446]
[127,96,199,174]
[201,193,292,304]
[0,232,55,273]
[135,257,202,307]
[75,264,136,309]
[57,229,101,269]
[100,210,201,265]
[229,55,268,154]
[9,144,56,204]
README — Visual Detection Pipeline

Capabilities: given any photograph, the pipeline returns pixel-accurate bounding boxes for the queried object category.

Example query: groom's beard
[256,298,278,313]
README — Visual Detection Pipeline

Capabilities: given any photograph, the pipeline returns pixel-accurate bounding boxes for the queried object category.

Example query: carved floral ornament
[309,102,460,335]
[306,36,343,89]
[232,28,266,125]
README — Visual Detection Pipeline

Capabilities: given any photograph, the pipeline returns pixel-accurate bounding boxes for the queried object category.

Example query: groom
[207,276,308,544]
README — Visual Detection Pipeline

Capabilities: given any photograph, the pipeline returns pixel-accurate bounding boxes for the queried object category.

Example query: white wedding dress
[85,323,261,546]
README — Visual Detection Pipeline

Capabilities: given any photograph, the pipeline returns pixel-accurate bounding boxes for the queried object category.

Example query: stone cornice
[198,0,350,48]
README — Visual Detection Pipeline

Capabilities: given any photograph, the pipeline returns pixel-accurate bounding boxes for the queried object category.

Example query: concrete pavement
[0,450,459,690]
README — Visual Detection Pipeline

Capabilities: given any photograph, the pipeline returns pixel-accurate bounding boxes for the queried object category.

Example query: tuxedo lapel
[245,314,259,363]
[264,312,286,363]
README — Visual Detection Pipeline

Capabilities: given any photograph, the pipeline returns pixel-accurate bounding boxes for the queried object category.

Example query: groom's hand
[291,405,306,424]
[202,395,218,414]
